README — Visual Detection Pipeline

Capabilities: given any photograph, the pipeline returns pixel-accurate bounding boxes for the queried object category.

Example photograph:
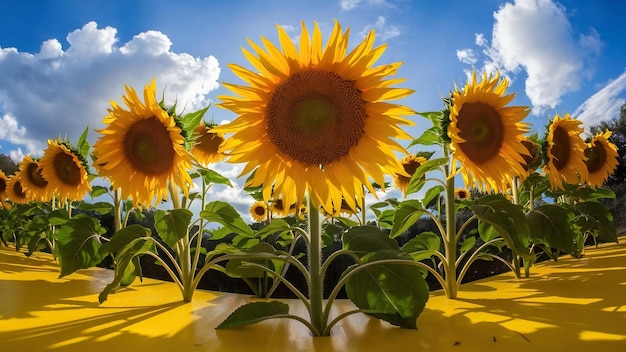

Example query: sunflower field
[0,20,619,337]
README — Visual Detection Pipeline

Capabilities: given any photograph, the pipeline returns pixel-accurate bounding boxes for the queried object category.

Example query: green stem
[113,188,122,233]
[510,177,522,277]
[444,171,458,299]
[307,196,325,335]
[169,182,194,302]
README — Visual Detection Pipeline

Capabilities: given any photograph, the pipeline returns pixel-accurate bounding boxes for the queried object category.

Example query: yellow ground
[1,242,625,352]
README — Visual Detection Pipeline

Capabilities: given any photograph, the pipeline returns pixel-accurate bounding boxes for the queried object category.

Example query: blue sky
[1,0,625,217]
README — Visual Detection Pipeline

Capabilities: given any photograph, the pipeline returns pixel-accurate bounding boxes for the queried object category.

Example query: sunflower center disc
[456,103,504,165]
[13,180,26,197]
[584,141,607,173]
[27,163,48,188]
[266,70,366,165]
[551,126,571,170]
[124,117,175,175]
[53,152,82,186]
[254,206,266,216]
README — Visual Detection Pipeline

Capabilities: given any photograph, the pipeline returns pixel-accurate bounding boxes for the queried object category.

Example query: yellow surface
[1,243,626,352]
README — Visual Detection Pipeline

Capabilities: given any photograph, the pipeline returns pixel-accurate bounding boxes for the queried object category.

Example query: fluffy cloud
[359,16,401,41]
[0,21,220,157]
[574,69,626,132]
[457,0,602,114]
[339,0,392,11]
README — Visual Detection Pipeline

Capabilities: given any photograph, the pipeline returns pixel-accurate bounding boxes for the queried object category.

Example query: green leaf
[181,106,209,137]
[216,301,289,329]
[90,185,110,199]
[400,231,441,261]
[422,185,444,207]
[197,168,233,187]
[526,204,576,253]
[405,158,448,196]
[390,200,425,238]
[470,195,531,259]
[459,235,476,254]
[575,201,617,243]
[75,201,114,215]
[100,224,152,255]
[571,187,615,201]
[477,220,500,242]
[345,251,429,329]
[48,209,70,226]
[225,242,279,279]
[343,226,400,257]
[99,233,155,303]
[154,208,193,247]
[200,201,253,237]
[77,126,90,160]
[255,219,292,240]
[408,126,442,147]
[55,214,107,277]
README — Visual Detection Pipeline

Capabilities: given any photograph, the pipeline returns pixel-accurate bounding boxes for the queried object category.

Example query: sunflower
[93,80,193,206]
[39,140,91,202]
[0,170,9,207]
[584,131,618,187]
[320,198,358,217]
[454,188,470,200]
[394,155,427,195]
[6,175,28,204]
[448,70,530,192]
[249,201,268,222]
[18,155,51,202]
[519,136,541,176]
[191,122,226,166]
[212,21,414,213]
[543,113,588,190]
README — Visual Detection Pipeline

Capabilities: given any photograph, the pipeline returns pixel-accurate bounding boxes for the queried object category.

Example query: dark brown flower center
[13,180,26,198]
[551,126,571,170]
[0,178,7,194]
[27,162,48,188]
[195,126,224,155]
[266,70,366,165]
[456,102,504,164]
[53,151,83,187]
[584,140,607,173]
[124,117,175,175]
[254,205,266,216]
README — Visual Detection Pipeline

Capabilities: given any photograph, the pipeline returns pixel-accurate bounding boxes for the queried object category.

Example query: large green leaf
[343,226,400,257]
[99,232,155,303]
[470,195,531,258]
[181,106,209,138]
[526,204,576,253]
[75,201,114,215]
[409,126,443,147]
[400,231,441,261]
[55,214,107,277]
[200,201,253,237]
[345,251,429,329]
[100,224,152,255]
[389,200,425,238]
[225,242,281,279]
[405,158,448,196]
[197,168,233,187]
[575,201,617,243]
[154,208,193,247]
[216,301,289,329]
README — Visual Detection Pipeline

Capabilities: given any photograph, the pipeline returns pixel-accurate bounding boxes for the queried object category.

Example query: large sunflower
[543,113,588,190]
[394,155,427,196]
[212,21,414,212]
[93,80,193,206]
[584,131,618,187]
[39,140,91,202]
[448,70,530,192]
[6,175,28,204]
[18,155,51,202]
[191,122,226,166]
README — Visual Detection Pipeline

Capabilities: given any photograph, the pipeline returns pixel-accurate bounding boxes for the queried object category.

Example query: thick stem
[307,197,326,335]
[113,188,122,233]
[444,174,458,298]
[169,182,194,302]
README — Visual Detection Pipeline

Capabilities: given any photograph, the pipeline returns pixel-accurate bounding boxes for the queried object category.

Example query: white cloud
[456,48,478,65]
[359,16,401,41]
[0,21,220,156]
[573,69,626,132]
[340,0,362,10]
[463,0,602,114]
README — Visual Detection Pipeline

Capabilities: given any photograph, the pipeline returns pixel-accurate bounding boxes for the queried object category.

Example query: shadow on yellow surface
[1,242,625,351]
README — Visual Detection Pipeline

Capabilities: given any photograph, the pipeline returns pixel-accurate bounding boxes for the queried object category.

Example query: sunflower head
[454,188,471,200]
[394,155,427,195]
[18,155,51,202]
[39,140,91,202]
[93,79,193,206]
[584,130,619,187]
[212,21,414,213]
[542,113,588,190]
[249,201,268,222]
[269,199,291,218]
[6,175,28,204]
[448,69,530,192]
[191,122,226,166]
[0,170,9,197]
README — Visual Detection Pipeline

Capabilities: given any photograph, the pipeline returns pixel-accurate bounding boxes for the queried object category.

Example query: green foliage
[55,214,107,277]
[154,209,193,247]
[217,301,290,329]
[200,201,254,237]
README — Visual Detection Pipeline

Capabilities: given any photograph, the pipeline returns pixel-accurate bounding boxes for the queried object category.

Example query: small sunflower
[519,136,542,176]
[454,188,470,200]
[212,21,414,213]
[0,170,9,207]
[39,140,91,202]
[394,155,427,195]
[270,199,289,218]
[448,70,530,192]
[249,201,268,222]
[543,113,588,190]
[93,80,193,206]
[18,155,51,202]
[584,131,618,187]
[6,175,28,204]
[191,122,226,166]
[320,198,358,217]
